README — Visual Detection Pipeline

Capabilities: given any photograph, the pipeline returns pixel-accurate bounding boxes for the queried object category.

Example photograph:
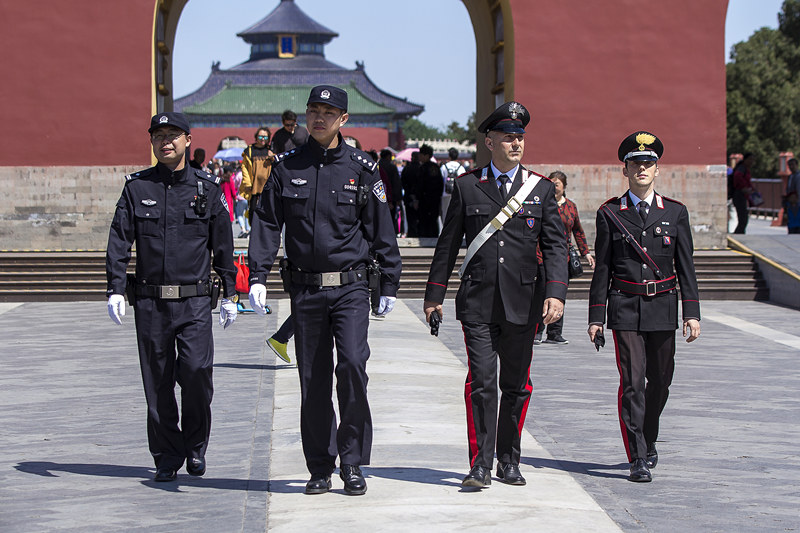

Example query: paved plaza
[1,292,798,532]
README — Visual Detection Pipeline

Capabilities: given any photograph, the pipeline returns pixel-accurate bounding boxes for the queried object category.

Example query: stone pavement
[1,297,799,532]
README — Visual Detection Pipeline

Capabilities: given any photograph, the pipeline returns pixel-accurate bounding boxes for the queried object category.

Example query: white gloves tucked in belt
[249,283,268,315]
[219,298,238,328]
[107,294,126,325]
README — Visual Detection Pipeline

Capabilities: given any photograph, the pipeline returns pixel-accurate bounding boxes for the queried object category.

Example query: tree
[401,118,442,141]
[727,0,800,178]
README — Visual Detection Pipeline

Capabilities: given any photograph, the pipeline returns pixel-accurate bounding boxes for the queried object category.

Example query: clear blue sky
[173,0,786,129]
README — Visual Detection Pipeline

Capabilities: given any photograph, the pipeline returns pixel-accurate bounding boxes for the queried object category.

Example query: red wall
[511,0,728,165]
[0,2,155,167]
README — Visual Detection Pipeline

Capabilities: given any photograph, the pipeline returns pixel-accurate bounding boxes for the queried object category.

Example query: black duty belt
[290,269,367,287]
[612,276,676,296]
[135,281,211,299]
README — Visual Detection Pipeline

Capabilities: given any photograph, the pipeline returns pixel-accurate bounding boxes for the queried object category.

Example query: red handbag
[235,254,250,293]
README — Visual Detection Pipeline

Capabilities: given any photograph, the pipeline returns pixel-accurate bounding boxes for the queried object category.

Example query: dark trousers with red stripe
[461,319,536,468]
[291,282,372,475]
[612,329,676,462]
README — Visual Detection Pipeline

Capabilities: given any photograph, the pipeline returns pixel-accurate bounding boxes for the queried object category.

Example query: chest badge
[291,178,307,186]
[663,236,672,245]
[141,199,157,206]
[527,219,535,228]
[655,226,662,234]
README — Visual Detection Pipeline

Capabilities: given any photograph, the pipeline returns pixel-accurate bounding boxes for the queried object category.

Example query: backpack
[443,162,460,194]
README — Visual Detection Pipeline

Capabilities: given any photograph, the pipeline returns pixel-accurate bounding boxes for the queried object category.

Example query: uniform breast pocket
[519,205,542,238]
[282,185,311,218]
[653,226,677,255]
[612,232,630,257]
[134,205,161,237]
[336,190,357,220]
[184,208,210,237]
[465,203,492,230]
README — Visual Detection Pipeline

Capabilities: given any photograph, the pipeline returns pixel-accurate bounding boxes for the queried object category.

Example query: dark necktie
[638,201,649,224]
[498,175,510,200]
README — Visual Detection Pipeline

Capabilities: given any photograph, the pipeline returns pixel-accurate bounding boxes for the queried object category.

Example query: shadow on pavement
[522,456,629,480]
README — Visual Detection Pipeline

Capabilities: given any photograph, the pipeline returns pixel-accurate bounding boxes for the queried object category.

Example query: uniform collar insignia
[480,167,489,182]
[655,195,664,209]
[141,199,156,206]
[620,196,628,210]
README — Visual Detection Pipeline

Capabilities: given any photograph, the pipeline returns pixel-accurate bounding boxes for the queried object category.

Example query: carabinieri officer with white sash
[423,102,568,489]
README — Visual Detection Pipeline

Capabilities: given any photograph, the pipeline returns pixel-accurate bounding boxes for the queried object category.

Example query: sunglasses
[257,135,269,141]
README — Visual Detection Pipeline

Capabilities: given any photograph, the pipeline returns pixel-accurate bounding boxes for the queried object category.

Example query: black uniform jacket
[105,163,236,298]
[248,133,401,297]
[588,192,701,331]
[424,165,568,325]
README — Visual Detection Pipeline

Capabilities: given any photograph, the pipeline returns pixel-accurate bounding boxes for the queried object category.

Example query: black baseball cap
[307,85,348,112]
[148,112,191,134]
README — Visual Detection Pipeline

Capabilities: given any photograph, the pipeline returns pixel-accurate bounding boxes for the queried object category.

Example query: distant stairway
[0,249,769,302]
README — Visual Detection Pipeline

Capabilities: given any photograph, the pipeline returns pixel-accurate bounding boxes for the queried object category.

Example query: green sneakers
[267,337,291,363]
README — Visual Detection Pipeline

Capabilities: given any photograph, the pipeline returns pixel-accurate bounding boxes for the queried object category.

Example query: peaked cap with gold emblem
[618,131,664,162]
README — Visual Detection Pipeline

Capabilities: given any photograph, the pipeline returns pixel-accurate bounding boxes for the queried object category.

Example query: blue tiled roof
[237,0,337,40]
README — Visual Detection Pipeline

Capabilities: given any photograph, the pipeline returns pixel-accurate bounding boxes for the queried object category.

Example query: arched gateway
[0,0,728,250]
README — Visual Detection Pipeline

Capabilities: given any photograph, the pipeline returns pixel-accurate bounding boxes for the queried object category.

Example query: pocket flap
[466,203,492,216]
[134,205,161,219]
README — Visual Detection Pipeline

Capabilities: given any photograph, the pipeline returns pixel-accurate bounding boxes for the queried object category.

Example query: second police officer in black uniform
[105,112,238,482]
[588,131,701,483]
[247,86,401,496]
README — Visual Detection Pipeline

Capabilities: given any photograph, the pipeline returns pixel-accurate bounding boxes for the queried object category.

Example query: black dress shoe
[496,462,526,485]
[628,458,652,482]
[186,457,206,476]
[544,334,569,345]
[340,464,367,495]
[305,473,332,495]
[154,468,177,482]
[462,465,491,488]
[646,443,658,469]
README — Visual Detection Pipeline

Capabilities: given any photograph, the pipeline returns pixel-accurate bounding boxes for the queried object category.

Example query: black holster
[279,258,292,292]
[125,274,136,307]
[210,278,221,309]
[366,256,381,291]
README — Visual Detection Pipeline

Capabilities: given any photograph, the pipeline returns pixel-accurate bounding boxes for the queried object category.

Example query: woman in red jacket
[543,171,595,344]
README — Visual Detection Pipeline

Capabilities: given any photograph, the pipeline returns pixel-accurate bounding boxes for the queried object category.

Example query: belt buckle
[645,281,657,296]
[160,285,181,299]
[320,272,340,287]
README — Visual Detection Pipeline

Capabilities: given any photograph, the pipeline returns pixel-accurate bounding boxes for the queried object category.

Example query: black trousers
[612,329,676,461]
[732,190,749,234]
[291,281,372,475]
[134,296,214,470]
[461,317,536,469]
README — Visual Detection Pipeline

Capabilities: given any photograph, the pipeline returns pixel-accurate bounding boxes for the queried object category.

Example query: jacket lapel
[476,165,504,206]
[643,192,667,229]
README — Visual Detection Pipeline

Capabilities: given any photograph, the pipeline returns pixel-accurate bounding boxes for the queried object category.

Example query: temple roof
[237,0,337,42]
[183,84,394,115]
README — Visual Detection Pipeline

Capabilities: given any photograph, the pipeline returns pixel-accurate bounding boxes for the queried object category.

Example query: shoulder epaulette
[193,167,220,185]
[273,148,299,163]
[659,195,684,206]
[125,167,156,181]
[351,151,378,172]
[600,196,619,206]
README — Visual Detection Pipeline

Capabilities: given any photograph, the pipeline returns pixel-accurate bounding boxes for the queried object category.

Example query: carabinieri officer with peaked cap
[105,112,238,482]
[247,85,401,496]
[424,102,568,489]
[588,131,701,483]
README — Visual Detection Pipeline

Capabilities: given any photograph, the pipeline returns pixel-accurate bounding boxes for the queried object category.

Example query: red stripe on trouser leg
[612,330,632,462]
[462,328,479,468]
[517,358,533,435]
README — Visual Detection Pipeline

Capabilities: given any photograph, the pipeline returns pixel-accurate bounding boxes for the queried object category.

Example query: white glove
[249,283,268,315]
[377,296,396,316]
[219,298,238,329]
[107,294,126,325]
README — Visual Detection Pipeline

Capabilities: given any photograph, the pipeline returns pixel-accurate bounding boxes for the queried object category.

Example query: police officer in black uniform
[105,112,238,482]
[588,131,701,483]
[247,86,401,496]
[423,102,568,489]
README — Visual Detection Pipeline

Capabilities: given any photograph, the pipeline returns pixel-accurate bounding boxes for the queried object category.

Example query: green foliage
[401,118,443,140]
[727,1,800,178]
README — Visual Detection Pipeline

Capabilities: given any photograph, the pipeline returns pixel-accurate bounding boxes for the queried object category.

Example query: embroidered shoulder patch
[220,193,230,214]
[372,180,387,203]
